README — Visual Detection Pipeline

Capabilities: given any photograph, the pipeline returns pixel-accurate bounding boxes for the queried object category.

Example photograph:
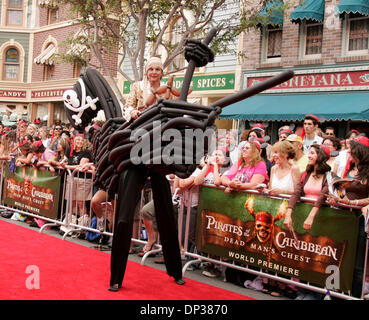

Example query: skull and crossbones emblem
[245,195,288,244]
[63,78,98,125]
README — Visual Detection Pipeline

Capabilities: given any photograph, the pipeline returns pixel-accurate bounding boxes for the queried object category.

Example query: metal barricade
[1,161,367,299]
[40,168,72,232]
[61,168,95,239]
[61,168,117,243]
[177,183,369,300]
[60,169,159,258]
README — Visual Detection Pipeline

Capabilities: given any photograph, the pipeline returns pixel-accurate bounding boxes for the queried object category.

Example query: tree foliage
[49,0,290,101]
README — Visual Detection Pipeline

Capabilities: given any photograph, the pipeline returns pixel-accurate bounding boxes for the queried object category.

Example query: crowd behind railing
[0,114,368,300]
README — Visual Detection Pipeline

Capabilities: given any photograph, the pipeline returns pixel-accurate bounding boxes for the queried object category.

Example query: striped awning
[34,44,56,65]
[337,0,369,16]
[290,0,325,23]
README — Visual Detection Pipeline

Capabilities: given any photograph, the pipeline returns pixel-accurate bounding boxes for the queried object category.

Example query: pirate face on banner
[254,211,274,243]
[245,195,288,246]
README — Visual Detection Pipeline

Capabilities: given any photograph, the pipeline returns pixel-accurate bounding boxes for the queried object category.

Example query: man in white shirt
[302,114,323,154]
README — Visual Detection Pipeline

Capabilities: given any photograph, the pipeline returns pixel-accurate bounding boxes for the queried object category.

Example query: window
[262,25,282,62]
[44,64,55,80]
[48,7,59,24]
[7,0,23,26]
[305,22,323,55]
[3,47,20,80]
[169,16,186,72]
[53,102,68,123]
[36,104,49,122]
[348,17,368,52]
[1,42,24,81]
[300,20,323,59]
[345,14,369,56]
[73,62,87,78]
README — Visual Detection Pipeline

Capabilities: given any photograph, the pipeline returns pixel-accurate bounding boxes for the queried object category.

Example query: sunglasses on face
[323,143,334,147]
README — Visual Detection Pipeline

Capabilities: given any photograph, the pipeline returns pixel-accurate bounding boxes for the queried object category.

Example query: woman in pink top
[221,140,268,193]
[284,144,331,230]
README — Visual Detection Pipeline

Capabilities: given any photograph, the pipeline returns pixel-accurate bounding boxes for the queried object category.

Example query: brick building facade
[221,0,369,141]
[0,0,117,126]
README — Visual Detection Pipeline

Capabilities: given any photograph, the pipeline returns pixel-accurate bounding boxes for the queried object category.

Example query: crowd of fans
[0,119,98,228]
[165,113,369,300]
[0,113,368,300]
[131,112,369,300]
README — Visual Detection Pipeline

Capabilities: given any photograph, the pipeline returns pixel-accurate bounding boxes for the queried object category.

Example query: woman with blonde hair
[267,140,301,196]
[263,140,300,298]
[221,140,268,193]
[124,56,177,121]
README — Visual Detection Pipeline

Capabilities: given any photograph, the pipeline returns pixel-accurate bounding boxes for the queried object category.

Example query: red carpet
[0,220,252,300]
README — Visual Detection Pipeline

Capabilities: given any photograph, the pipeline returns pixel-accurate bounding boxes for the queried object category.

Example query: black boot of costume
[150,171,185,284]
[109,166,147,290]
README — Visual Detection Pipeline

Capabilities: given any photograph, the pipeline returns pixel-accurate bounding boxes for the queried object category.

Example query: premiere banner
[196,186,361,293]
[3,166,61,220]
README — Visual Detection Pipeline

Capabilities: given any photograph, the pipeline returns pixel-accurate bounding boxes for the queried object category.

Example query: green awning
[219,92,369,121]
[290,0,325,23]
[256,0,284,27]
[337,0,369,16]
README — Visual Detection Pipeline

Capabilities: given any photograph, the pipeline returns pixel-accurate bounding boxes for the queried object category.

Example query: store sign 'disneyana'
[245,69,369,92]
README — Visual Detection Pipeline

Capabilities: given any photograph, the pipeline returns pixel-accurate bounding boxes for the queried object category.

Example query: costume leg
[150,172,184,282]
[110,166,147,288]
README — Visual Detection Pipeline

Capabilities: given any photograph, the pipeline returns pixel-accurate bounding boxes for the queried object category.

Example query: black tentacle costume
[63,28,294,291]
